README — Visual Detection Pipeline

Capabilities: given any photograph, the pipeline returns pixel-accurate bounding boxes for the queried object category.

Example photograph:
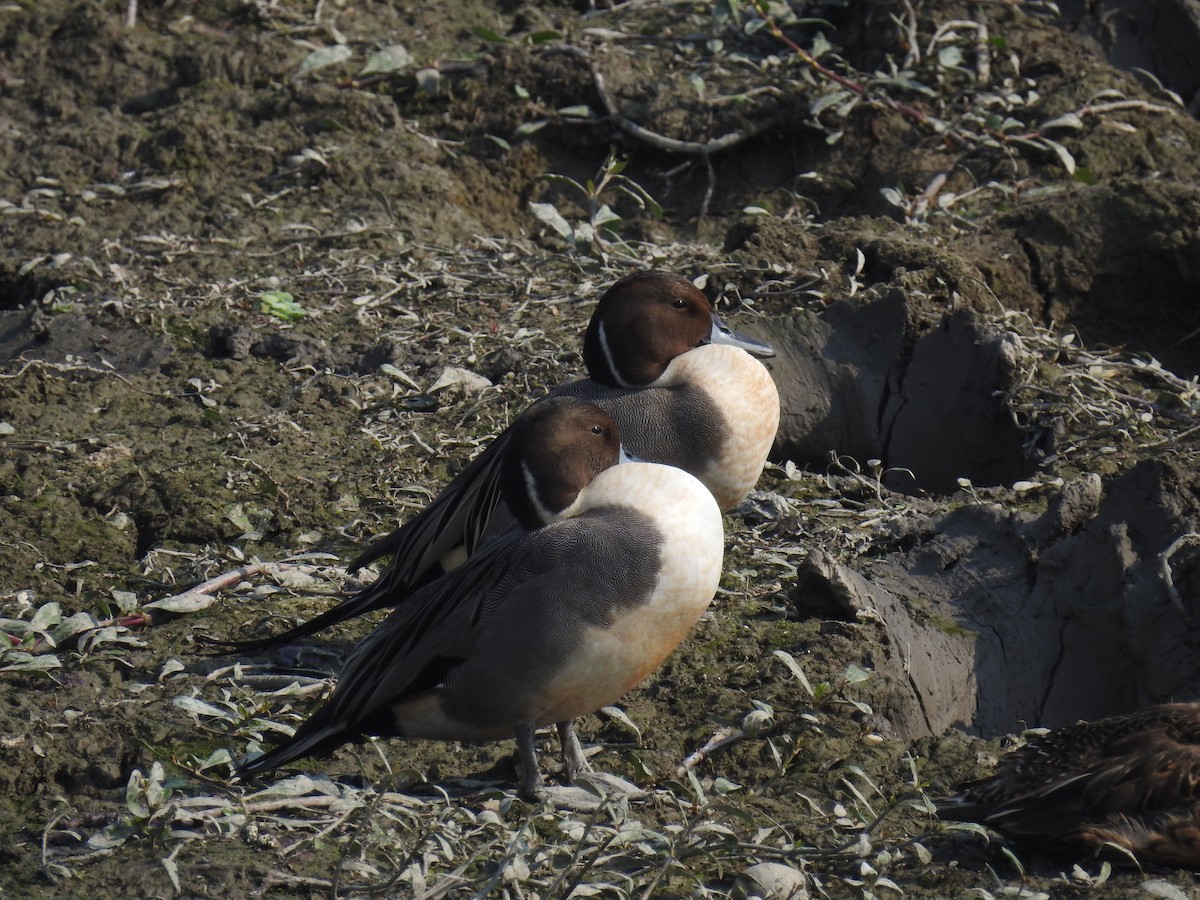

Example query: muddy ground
[4,1,1200,897]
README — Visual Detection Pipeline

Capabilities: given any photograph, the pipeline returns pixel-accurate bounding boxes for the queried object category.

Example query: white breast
[658,344,780,511]
[527,463,724,725]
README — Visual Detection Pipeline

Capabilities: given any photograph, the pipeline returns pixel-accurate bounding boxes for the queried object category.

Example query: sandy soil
[3,1,1200,897]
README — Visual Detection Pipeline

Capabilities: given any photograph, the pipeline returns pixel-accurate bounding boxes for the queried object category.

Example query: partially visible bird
[237,397,725,801]
[937,702,1200,868]
[221,270,776,654]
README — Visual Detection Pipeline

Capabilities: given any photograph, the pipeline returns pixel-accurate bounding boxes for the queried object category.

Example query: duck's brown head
[501,397,622,530]
[583,271,774,387]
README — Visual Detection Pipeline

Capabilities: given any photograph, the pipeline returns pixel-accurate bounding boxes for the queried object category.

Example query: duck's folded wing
[348,427,513,581]
[239,523,591,775]
[953,737,1200,839]
[214,430,513,655]
[1076,735,1200,816]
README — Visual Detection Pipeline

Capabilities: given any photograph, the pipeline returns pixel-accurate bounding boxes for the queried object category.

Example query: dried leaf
[360,44,411,76]
[294,44,352,79]
[29,601,62,632]
[528,202,574,240]
[1041,137,1076,175]
[1040,112,1084,131]
[173,696,235,720]
[0,652,62,672]
[145,591,219,613]
[427,367,492,395]
[772,649,816,698]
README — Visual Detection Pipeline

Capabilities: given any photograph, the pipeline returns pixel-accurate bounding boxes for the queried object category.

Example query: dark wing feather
[216,430,513,655]
[938,705,1200,846]
[237,520,591,778]
[347,428,512,576]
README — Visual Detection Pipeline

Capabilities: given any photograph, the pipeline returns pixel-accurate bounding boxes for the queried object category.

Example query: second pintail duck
[937,702,1200,868]
[224,270,778,652]
[237,397,725,801]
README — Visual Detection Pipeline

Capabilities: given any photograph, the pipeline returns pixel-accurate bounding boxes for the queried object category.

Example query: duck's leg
[558,719,644,800]
[558,720,593,783]
[514,722,546,801]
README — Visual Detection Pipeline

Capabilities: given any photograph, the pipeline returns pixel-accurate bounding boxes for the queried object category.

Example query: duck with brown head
[217,270,777,654]
[582,270,773,387]
[236,397,725,801]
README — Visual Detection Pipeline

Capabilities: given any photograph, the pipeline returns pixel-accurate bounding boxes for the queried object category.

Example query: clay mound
[793,459,1200,740]
[754,289,1043,494]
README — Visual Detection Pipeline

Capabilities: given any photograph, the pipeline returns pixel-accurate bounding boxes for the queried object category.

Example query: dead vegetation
[3,0,1200,897]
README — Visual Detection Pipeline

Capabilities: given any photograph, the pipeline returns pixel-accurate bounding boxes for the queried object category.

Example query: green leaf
[198,748,234,770]
[162,856,181,893]
[1042,137,1076,175]
[534,172,587,192]
[712,776,742,794]
[471,24,510,43]
[247,774,319,798]
[415,68,440,93]
[225,502,253,532]
[614,182,662,219]
[145,592,219,614]
[937,46,964,68]
[110,590,139,612]
[1040,112,1084,131]
[528,30,561,44]
[85,823,136,850]
[598,705,641,739]
[126,771,150,819]
[714,0,741,26]
[51,612,100,644]
[627,750,654,781]
[173,696,235,720]
[514,119,547,136]
[259,290,306,322]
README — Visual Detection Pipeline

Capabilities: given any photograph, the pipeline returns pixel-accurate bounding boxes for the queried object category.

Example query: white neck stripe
[597,321,632,389]
[520,459,558,526]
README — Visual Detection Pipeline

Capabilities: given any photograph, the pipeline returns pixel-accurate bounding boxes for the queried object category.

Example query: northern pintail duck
[237,398,725,800]
[937,702,1200,868]
[225,270,777,652]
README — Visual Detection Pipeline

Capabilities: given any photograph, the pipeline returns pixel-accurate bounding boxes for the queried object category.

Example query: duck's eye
[591,425,604,435]
[672,298,687,309]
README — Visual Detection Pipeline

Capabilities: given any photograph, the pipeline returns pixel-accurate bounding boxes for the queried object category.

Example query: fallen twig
[1158,532,1200,622]
[677,726,745,775]
[545,44,789,158]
